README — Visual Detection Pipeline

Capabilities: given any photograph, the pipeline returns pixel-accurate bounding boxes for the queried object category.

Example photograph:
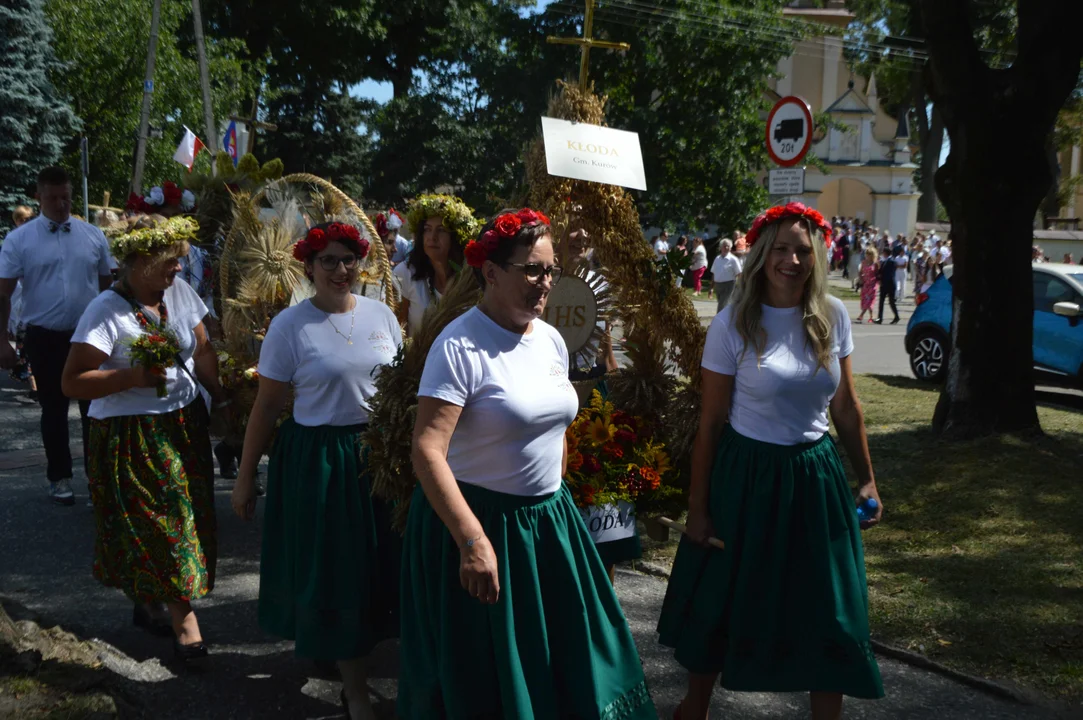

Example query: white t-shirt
[653,239,669,260]
[393,261,441,337]
[702,296,853,445]
[710,253,742,283]
[72,279,208,419]
[259,295,401,427]
[419,307,579,496]
[690,245,708,270]
[0,215,115,330]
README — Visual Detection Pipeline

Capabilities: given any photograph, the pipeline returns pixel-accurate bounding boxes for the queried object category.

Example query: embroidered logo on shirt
[369,330,394,355]
[551,362,574,392]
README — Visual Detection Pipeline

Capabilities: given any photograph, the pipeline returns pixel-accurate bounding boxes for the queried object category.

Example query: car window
[1032,273,1080,313]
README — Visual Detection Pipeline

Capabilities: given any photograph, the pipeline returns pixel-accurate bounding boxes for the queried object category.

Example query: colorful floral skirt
[88,401,216,603]
[258,419,400,661]
[399,482,656,720]
[657,426,884,699]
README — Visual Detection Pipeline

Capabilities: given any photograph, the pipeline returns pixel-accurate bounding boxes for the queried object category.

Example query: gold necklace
[323,302,356,345]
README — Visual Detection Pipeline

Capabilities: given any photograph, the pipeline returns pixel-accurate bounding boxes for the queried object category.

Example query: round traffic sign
[765,96,813,167]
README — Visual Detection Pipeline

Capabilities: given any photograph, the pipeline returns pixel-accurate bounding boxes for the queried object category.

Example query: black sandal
[173,638,209,662]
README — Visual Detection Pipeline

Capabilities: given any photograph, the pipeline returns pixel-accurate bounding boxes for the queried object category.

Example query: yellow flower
[654,449,672,477]
[587,417,616,445]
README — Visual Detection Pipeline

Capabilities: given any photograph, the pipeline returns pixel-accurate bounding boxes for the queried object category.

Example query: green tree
[0,0,78,229]
[259,81,371,198]
[918,0,1083,436]
[45,0,253,208]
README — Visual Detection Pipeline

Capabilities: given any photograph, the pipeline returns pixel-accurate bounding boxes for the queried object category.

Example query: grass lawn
[830,284,862,302]
[638,375,1083,703]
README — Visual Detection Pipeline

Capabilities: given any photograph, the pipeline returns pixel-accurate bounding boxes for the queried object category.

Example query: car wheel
[909,329,949,383]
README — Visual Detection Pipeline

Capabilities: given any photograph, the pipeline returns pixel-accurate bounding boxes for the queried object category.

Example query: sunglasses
[504,262,563,284]
[316,254,360,271]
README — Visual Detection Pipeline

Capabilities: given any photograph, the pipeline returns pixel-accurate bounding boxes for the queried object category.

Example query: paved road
[0,378,1070,718]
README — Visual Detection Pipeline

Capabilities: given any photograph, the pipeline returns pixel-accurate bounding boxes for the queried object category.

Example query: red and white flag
[173,127,205,171]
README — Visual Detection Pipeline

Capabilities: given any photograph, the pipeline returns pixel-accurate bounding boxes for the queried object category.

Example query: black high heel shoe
[132,604,173,637]
[173,638,209,662]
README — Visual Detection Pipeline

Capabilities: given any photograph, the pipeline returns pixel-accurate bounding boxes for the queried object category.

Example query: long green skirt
[88,400,216,603]
[657,426,884,699]
[258,419,400,660]
[399,482,656,720]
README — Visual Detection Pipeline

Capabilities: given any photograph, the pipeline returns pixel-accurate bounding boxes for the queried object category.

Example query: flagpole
[190,0,217,160]
[131,0,162,194]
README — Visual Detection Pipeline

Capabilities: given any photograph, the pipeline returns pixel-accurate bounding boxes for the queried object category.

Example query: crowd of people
[1,169,886,720]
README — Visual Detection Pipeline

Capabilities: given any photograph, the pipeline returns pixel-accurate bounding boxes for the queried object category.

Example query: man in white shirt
[652,232,669,261]
[0,167,115,505]
[709,239,742,313]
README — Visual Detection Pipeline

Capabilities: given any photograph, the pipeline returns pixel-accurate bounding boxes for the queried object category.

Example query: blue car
[906,263,1083,386]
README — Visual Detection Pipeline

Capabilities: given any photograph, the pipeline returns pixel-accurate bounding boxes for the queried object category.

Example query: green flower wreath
[405,194,482,248]
[108,216,200,260]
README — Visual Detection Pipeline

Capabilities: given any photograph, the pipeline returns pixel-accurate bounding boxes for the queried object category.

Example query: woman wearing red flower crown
[231,222,402,720]
[657,203,884,719]
[399,209,656,719]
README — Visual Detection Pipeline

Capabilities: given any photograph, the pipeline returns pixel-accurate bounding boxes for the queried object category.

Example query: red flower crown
[292,222,369,262]
[465,208,551,269]
[745,202,832,249]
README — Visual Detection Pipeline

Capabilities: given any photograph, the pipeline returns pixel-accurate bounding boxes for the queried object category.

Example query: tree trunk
[919,0,1083,438]
[917,106,943,222]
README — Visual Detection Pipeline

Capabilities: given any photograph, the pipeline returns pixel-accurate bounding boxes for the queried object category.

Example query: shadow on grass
[846,421,1083,701]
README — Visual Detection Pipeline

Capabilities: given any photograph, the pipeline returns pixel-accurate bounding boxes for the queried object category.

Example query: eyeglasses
[316,254,360,271]
[504,262,562,284]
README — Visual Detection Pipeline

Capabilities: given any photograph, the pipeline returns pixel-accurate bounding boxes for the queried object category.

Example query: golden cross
[547,0,630,90]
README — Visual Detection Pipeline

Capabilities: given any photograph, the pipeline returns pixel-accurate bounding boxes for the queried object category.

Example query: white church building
[764,1,920,235]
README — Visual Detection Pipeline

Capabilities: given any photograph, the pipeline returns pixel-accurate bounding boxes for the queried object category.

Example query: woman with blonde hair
[62,215,226,661]
[857,245,879,324]
[658,203,884,720]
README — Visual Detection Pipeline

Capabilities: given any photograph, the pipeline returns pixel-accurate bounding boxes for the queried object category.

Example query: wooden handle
[657,516,725,550]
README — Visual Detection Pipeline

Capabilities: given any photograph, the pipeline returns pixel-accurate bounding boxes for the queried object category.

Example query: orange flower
[603,443,624,460]
[640,467,661,490]
[567,451,584,472]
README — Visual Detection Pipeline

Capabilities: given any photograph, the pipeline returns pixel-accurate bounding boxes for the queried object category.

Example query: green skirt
[88,400,216,603]
[399,482,656,720]
[657,426,885,699]
[259,419,400,661]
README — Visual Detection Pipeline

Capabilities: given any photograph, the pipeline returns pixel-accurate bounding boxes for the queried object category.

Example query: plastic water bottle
[856,497,879,523]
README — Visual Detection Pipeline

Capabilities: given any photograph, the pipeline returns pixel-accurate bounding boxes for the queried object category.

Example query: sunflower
[587,417,616,445]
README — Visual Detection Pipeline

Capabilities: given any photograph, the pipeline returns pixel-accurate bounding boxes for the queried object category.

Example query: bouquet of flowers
[128,330,181,398]
[564,389,682,515]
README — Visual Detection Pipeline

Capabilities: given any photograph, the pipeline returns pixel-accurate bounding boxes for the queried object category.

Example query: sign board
[144,80,154,93]
[765,96,813,167]
[541,274,598,356]
[768,167,805,195]
[541,117,647,191]
[579,501,636,544]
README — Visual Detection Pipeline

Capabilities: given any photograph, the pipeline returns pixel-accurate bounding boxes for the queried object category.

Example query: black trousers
[878,282,899,322]
[23,326,90,481]
[841,248,851,278]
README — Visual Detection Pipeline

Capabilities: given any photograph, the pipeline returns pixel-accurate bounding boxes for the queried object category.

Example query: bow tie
[48,221,72,234]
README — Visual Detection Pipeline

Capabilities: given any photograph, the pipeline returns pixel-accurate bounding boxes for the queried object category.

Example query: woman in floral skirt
[63,215,226,661]
[857,246,879,324]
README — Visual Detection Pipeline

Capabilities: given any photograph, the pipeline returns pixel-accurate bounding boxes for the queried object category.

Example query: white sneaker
[49,480,75,506]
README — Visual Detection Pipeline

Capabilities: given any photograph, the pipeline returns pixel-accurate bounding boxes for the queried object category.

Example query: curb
[625,561,1047,709]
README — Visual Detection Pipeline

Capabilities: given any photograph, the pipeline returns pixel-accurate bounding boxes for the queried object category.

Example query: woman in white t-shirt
[231,222,401,720]
[657,203,885,720]
[62,215,227,663]
[689,237,709,296]
[394,194,478,337]
[400,209,656,720]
